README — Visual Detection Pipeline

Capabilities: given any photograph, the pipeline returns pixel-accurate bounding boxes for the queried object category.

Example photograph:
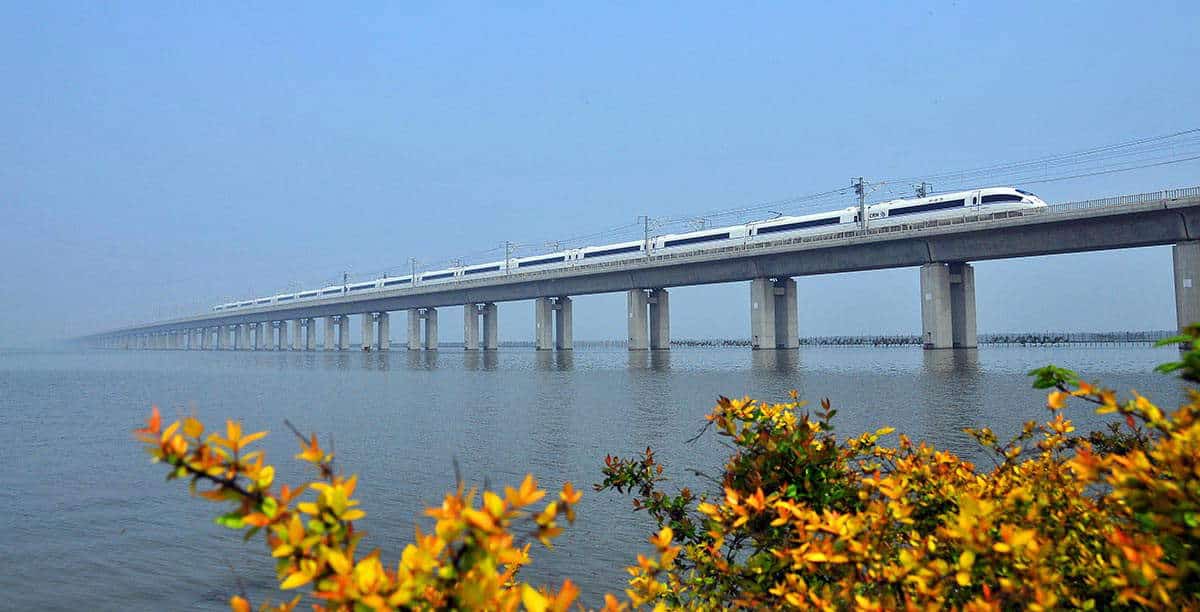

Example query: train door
[970,190,983,208]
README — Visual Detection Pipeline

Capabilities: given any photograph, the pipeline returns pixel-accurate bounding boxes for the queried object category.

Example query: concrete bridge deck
[84,186,1200,351]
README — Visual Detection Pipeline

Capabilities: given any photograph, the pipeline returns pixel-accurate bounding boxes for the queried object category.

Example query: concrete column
[750,278,776,349]
[408,309,421,350]
[377,312,390,351]
[338,316,350,351]
[482,303,498,350]
[304,319,316,351]
[259,322,271,350]
[628,289,649,351]
[535,298,554,350]
[201,329,209,350]
[921,263,954,350]
[1174,241,1200,333]
[361,313,375,351]
[291,320,301,350]
[277,321,287,351]
[464,304,480,350]
[238,324,250,350]
[324,317,336,351]
[948,262,977,349]
[752,278,798,349]
[555,297,573,350]
[423,308,438,350]
[649,289,670,350]
[776,278,799,349]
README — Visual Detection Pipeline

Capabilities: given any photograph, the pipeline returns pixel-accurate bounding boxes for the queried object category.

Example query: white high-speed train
[212,186,1045,311]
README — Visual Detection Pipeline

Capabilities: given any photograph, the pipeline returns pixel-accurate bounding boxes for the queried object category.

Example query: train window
[584,245,642,258]
[519,256,566,267]
[889,199,965,217]
[757,216,840,235]
[981,194,1024,204]
[463,266,501,275]
[663,232,730,248]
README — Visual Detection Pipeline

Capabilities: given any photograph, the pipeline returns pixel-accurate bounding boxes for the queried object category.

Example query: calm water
[0,345,1187,609]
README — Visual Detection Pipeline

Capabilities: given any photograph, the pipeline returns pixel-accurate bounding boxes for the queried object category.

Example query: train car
[346,280,380,294]
[458,261,507,279]
[318,284,345,298]
[380,275,414,289]
[419,268,457,285]
[579,240,645,262]
[747,207,859,240]
[867,187,1045,225]
[653,226,751,252]
[273,293,296,304]
[296,290,320,301]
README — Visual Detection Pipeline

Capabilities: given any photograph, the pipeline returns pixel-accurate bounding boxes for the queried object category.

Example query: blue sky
[2,2,1199,345]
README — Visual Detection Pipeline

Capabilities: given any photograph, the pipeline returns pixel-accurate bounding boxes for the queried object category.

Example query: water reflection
[463,350,500,371]
[534,351,575,371]
[921,348,980,375]
[405,350,439,369]
[626,350,672,371]
[750,349,801,373]
[918,349,984,458]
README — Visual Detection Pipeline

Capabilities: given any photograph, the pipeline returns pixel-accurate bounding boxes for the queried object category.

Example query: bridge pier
[408,308,438,350]
[408,309,421,350]
[750,277,799,349]
[276,321,287,350]
[628,289,669,350]
[534,297,573,351]
[1174,241,1200,333]
[290,320,301,350]
[555,297,573,350]
[482,303,498,350]
[377,312,389,351]
[424,308,438,350]
[465,304,480,350]
[304,319,316,351]
[361,313,375,351]
[920,262,976,349]
[258,322,271,350]
[324,317,336,351]
[338,316,350,350]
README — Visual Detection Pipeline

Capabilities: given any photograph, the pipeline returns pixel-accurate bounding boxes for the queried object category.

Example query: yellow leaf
[184,416,204,439]
[958,549,976,570]
[257,465,275,489]
[279,571,312,590]
[240,430,267,449]
[1047,391,1068,410]
[342,509,365,521]
[327,550,351,575]
[229,595,251,612]
[521,584,549,612]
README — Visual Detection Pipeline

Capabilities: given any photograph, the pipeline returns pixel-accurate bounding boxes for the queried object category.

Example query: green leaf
[215,513,245,529]
[261,497,279,518]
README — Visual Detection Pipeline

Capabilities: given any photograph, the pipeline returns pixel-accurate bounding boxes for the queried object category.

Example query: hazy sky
[3,2,1199,346]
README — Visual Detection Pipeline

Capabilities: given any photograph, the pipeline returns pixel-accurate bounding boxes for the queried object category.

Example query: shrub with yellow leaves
[139,326,1200,610]
[598,330,1200,610]
[135,411,585,611]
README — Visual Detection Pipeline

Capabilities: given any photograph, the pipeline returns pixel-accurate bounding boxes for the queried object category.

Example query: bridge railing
[1047,186,1200,213]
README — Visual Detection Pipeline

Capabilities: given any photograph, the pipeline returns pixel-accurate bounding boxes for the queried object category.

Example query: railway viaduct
[83,186,1200,352]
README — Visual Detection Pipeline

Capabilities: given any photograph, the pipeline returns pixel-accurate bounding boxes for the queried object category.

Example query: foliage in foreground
[137,328,1200,610]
